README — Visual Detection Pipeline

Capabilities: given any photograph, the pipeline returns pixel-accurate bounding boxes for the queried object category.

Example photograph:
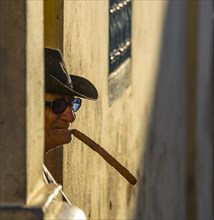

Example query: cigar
[71,129,137,185]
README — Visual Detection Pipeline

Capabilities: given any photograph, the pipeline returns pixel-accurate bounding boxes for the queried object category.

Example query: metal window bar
[109,0,132,73]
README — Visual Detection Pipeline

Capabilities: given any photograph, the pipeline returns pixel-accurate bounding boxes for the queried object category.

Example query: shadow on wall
[134,1,192,219]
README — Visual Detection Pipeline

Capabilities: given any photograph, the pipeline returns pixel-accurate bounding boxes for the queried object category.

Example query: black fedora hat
[45,48,98,100]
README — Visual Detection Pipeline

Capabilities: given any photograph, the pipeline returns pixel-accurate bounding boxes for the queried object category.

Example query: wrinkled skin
[45,93,76,152]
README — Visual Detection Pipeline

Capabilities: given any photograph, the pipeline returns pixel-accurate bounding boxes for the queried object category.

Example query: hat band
[66,82,73,89]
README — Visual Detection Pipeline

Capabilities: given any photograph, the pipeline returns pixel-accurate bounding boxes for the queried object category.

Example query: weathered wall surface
[1,0,213,220]
[134,1,187,219]
[0,0,44,204]
[195,1,213,219]
[61,1,187,219]
[61,1,213,220]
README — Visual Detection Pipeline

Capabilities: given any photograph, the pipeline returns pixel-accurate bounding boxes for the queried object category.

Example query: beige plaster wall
[63,1,109,218]
[62,1,176,219]
[26,0,44,203]
[44,0,63,51]
[0,0,44,204]
[1,0,27,204]
[134,1,188,219]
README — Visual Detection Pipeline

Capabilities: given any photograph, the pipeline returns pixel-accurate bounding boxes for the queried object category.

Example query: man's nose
[60,105,75,122]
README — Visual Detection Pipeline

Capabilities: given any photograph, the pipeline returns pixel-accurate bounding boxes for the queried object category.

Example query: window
[109,0,132,105]
[109,0,131,73]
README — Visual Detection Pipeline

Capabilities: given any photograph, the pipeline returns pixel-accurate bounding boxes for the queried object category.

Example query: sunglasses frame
[45,97,82,114]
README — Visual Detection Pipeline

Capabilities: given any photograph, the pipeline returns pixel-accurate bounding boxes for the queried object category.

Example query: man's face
[45,93,76,152]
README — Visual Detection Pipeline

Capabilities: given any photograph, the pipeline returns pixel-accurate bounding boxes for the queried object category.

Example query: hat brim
[45,74,98,100]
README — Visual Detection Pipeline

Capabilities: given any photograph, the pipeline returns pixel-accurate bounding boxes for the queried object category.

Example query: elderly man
[43,48,98,218]
[44,48,98,153]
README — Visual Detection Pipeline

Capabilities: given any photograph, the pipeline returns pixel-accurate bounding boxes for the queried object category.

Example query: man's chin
[45,129,73,151]
[61,133,72,144]
[56,128,72,137]
[51,136,71,149]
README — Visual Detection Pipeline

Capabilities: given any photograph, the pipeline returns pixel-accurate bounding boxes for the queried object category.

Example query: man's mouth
[57,125,72,132]
[55,124,71,130]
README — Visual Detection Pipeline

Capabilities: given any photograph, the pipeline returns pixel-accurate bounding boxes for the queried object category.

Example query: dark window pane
[109,0,132,73]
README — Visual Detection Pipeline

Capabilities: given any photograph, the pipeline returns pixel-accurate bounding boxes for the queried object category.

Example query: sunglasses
[45,98,82,114]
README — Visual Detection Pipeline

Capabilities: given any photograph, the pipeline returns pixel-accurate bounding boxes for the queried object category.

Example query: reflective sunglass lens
[72,99,81,112]
[52,99,67,114]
